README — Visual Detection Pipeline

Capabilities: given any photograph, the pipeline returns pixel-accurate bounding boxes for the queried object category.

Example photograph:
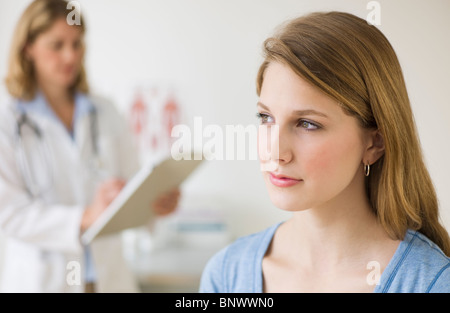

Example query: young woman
[0,0,179,292]
[200,11,450,293]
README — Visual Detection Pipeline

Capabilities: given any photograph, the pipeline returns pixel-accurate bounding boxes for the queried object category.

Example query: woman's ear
[364,129,385,164]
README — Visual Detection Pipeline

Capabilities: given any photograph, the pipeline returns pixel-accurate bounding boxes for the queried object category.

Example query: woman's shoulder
[404,230,449,271]
[0,97,20,136]
[228,223,280,254]
[218,222,281,264]
[199,223,281,292]
[83,93,127,127]
[379,229,450,293]
[84,93,119,115]
[407,230,449,258]
[405,230,449,291]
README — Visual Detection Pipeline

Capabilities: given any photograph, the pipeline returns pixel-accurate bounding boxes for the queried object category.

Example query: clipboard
[81,153,204,245]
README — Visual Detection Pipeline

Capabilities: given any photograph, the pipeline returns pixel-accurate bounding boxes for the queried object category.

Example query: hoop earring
[364,163,371,177]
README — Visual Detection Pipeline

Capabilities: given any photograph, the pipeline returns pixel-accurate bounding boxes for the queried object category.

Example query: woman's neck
[38,80,75,131]
[280,174,394,270]
[38,80,74,108]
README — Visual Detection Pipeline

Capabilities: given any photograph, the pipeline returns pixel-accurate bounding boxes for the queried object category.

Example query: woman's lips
[269,172,302,187]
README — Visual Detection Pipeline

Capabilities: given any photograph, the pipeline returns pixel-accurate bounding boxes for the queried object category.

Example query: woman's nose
[259,124,292,171]
[62,45,81,64]
[274,129,293,165]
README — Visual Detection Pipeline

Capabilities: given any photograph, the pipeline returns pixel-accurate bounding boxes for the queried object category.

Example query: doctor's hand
[152,188,181,217]
[80,178,126,232]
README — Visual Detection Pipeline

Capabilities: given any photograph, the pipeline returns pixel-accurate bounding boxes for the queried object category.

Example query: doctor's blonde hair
[5,0,88,100]
[256,12,450,255]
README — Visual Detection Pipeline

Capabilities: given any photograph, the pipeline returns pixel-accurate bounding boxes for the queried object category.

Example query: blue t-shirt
[199,223,450,293]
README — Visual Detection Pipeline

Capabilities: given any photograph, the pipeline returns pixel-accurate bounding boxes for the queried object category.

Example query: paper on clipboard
[81,153,204,245]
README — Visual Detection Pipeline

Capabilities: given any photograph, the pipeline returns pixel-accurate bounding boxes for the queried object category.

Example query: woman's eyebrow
[257,101,270,111]
[292,109,328,118]
[257,101,328,118]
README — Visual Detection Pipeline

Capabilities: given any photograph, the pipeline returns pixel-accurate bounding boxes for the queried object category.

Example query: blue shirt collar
[17,91,95,127]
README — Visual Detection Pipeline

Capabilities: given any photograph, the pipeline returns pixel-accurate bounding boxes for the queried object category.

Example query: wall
[0,0,449,241]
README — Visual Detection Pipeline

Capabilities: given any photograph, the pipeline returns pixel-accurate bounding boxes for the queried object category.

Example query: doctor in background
[0,0,180,292]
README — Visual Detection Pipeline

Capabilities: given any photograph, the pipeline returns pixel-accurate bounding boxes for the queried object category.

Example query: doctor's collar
[16,90,95,118]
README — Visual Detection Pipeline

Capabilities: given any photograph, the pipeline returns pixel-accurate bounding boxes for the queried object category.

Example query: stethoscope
[14,106,99,198]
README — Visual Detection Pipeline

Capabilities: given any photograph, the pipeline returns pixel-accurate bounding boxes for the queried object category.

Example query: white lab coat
[0,94,140,292]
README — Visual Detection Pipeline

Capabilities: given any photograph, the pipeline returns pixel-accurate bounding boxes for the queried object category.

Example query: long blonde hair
[5,0,88,100]
[256,11,450,255]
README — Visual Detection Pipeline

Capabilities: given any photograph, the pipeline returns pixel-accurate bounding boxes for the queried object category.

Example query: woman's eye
[73,40,82,50]
[256,113,274,124]
[298,120,319,130]
[50,41,63,51]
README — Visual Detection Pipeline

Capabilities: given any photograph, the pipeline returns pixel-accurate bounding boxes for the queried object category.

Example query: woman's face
[26,18,84,90]
[257,61,369,212]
